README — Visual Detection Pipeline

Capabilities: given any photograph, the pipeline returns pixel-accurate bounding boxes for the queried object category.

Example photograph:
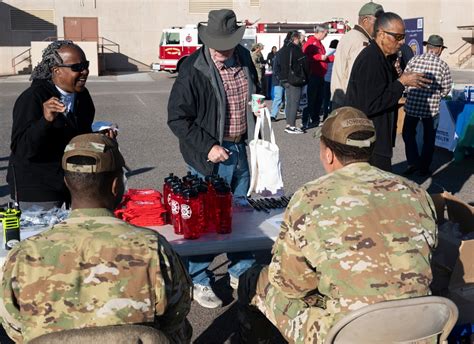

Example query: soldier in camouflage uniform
[238,107,437,344]
[0,134,192,343]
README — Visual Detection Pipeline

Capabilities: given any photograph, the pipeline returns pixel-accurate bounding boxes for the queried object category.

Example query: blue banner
[404,17,424,56]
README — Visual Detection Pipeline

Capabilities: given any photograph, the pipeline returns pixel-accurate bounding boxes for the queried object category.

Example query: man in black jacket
[345,12,430,171]
[167,9,259,309]
[7,40,96,210]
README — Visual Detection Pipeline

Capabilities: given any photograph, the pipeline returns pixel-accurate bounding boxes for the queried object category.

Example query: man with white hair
[331,2,384,109]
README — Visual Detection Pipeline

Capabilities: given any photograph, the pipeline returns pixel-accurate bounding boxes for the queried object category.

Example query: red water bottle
[170,186,184,235]
[193,183,208,233]
[162,173,175,224]
[215,184,232,234]
[206,178,219,232]
[181,189,201,240]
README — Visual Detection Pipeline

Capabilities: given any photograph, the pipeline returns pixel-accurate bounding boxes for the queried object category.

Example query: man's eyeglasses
[382,31,406,41]
[57,61,90,72]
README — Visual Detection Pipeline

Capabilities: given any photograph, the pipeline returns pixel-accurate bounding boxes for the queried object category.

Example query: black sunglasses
[57,60,90,72]
[382,30,406,41]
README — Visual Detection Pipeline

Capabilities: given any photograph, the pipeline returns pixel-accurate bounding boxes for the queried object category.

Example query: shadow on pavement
[125,167,155,178]
[0,184,10,198]
[193,302,239,344]
[393,148,474,200]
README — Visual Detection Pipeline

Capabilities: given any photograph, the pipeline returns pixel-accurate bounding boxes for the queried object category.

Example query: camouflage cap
[62,134,126,173]
[319,106,376,148]
[358,1,384,16]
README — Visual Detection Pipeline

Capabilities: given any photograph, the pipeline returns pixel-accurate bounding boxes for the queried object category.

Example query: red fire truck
[155,19,348,73]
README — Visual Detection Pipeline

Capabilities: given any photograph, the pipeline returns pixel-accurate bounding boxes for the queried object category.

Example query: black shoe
[402,165,419,176]
[270,117,277,122]
[418,168,432,177]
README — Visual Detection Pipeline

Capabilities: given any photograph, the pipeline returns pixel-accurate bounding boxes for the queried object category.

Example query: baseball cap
[359,2,384,16]
[318,107,376,148]
[62,133,126,173]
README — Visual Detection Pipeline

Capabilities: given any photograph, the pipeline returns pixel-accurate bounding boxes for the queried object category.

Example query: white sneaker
[193,284,223,309]
[230,275,239,290]
[285,126,304,134]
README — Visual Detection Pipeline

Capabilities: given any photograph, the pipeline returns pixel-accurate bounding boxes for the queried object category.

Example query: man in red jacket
[302,24,335,129]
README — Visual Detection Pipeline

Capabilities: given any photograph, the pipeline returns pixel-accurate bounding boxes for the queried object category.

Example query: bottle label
[181,204,192,219]
[171,200,180,215]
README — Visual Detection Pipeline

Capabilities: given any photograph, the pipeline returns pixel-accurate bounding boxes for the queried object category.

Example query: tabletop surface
[0,209,285,263]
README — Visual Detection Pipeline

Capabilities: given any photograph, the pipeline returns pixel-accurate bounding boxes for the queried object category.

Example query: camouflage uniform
[251,162,437,344]
[0,208,192,343]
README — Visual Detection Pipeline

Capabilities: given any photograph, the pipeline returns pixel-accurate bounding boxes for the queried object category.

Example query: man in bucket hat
[237,107,437,343]
[168,9,260,309]
[402,34,452,176]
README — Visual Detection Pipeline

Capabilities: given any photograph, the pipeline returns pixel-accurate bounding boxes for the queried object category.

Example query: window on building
[10,9,55,31]
[189,0,233,14]
[250,0,260,6]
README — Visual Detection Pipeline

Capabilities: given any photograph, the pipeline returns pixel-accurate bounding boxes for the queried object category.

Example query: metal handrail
[457,44,473,66]
[11,47,31,74]
[449,41,469,55]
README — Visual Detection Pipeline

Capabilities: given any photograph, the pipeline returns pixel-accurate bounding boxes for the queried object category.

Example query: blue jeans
[186,141,255,286]
[271,85,285,119]
[302,75,325,126]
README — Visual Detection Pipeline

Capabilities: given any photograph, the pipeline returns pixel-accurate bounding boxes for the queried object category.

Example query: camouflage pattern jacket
[0,208,192,343]
[252,162,437,344]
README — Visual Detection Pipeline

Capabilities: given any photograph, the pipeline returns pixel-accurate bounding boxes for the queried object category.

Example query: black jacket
[7,79,95,202]
[345,42,404,157]
[278,42,308,84]
[167,45,259,176]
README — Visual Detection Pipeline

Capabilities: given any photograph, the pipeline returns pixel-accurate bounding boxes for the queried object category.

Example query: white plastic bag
[247,108,284,196]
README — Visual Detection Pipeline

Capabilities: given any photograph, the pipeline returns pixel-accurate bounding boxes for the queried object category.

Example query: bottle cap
[172,186,183,194]
[183,188,198,199]
[164,173,175,184]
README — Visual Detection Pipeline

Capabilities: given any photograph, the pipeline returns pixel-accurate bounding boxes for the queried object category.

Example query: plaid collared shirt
[214,55,249,137]
[404,52,453,118]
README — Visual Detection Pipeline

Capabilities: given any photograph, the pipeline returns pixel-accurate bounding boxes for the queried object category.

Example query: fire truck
[156,19,348,73]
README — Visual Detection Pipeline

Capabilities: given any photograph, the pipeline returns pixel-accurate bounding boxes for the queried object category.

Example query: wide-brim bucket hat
[198,9,246,51]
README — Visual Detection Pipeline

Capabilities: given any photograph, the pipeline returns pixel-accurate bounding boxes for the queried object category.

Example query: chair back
[324,296,458,344]
[29,324,170,344]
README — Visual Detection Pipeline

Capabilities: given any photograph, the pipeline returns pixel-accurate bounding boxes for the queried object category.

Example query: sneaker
[230,275,239,290]
[285,126,304,134]
[193,284,223,309]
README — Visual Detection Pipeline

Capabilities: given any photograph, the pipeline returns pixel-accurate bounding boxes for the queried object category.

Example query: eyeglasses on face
[57,60,90,72]
[382,30,406,41]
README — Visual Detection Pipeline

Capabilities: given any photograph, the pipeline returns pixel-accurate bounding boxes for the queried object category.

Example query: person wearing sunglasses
[6,40,97,211]
[345,12,431,172]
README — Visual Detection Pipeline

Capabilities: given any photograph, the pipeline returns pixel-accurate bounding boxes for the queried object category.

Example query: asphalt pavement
[0,70,473,343]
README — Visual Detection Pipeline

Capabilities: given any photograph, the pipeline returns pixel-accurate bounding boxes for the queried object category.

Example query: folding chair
[29,324,169,344]
[324,296,458,344]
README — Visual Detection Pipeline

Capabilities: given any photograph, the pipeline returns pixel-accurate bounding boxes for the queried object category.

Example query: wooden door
[64,17,98,42]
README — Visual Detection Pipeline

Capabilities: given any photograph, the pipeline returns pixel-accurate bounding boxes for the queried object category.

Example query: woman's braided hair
[30,40,76,81]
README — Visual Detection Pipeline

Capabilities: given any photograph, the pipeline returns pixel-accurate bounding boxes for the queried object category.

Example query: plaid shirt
[214,55,249,137]
[404,52,452,118]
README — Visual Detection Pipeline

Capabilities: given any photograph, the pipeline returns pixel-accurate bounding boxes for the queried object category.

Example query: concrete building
[0,0,473,76]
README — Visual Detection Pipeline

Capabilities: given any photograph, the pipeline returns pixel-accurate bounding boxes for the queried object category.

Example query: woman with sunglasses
[7,40,97,211]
